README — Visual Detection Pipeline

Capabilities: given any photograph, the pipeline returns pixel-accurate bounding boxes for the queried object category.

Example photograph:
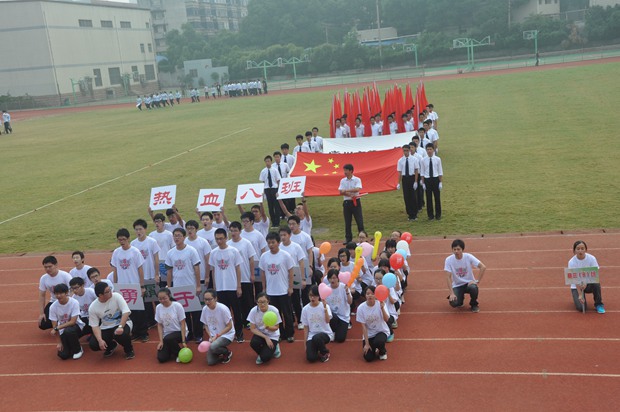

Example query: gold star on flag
[304,160,322,173]
[334,164,339,169]
[331,171,338,174]
[328,158,334,164]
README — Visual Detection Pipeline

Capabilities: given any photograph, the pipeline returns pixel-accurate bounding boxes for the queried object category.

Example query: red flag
[395,86,405,133]
[346,93,356,137]
[361,91,371,137]
[405,83,414,112]
[289,149,401,197]
[329,95,336,139]
[419,81,429,113]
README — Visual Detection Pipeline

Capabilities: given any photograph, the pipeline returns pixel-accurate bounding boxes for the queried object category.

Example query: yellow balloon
[355,246,363,262]
[372,231,382,260]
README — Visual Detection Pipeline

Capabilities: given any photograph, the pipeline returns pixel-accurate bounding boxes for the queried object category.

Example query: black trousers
[343,199,364,243]
[571,284,603,311]
[264,188,280,227]
[330,315,349,343]
[425,177,441,219]
[57,325,83,360]
[240,282,255,323]
[250,335,278,363]
[268,294,294,339]
[306,332,330,362]
[39,302,53,330]
[415,174,425,210]
[89,324,133,354]
[450,283,479,308]
[186,310,203,340]
[130,309,147,339]
[363,332,388,362]
[217,290,244,339]
[401,175,418,219]
[291,285,311,323]
[157,331,183,363]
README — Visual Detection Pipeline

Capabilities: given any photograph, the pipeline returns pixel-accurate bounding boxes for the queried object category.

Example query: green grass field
[2,61,619,254]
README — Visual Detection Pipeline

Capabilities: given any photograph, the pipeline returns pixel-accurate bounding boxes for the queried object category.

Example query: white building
[0,0,158,106]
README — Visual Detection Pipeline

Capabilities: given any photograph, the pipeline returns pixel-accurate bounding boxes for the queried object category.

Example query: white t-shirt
[241,229,268,263]
[259,249,295,296]
[70,265,93,288]
[246,304,281,340]
[164,221,184,232]
[280,241,306,288]
[253,220,270,238]
[209,246,243,291]
[149,230,175,261]
[198,227,217,249]
[200,302,235,341]
[165,245,201,287]
[291,230,314,281]
[49,297,85,333]
[355,301,390,338]
[185,237,212,281]
[300,216,312,236]
[212,221,229,233]
[227,238,257,283]
[39,271,72,303]
[568,253,599,290]
[444,253,481,288]
[131,237,160,280]
[300,303,334,341]
[324,283,351,323]
[88,292,132,330]
[72,287,97,318]
[155,301,186,337]
[110,246,145,284]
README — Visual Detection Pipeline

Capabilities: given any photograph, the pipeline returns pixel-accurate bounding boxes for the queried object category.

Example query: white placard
[277,176,306,200]
[196,188,226,212]
[236,183,264,204]
[114,283,145,311]
[564,267,599,286]
[169,285,203,312]
[150,185,177,210]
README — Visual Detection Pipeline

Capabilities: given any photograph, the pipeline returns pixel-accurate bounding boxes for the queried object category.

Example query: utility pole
[376,0,383,70]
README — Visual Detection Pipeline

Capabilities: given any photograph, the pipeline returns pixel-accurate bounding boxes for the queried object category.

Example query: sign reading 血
[564,266,599,286]
[150,185,177,210]
[196,189,226,212]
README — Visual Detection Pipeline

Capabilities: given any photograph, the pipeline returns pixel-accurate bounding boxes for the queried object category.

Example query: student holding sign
[568,240,605,314]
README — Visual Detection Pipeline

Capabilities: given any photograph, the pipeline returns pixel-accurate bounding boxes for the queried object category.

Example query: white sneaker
[72,348,84,360]
[297,322,305,330]
[379,353,388,360]
[274,344,281,358]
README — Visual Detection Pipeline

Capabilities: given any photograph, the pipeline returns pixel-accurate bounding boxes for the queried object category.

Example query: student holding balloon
[155,288,188,363]
[199,289,235,365]
[301,285,334,362]
[324,269,353,342]
[356,285,391,361]
[373,268,399,339]
[247,292,282,364]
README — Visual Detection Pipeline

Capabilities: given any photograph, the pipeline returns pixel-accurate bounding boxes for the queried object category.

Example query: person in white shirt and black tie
[410,139,426,211]
[303,131,319,152]
[274,151,294,216]
[280,143,295,170]
[420,143,443,220]
[397,144,420,221]
[338,164,364,244]
[259,155,282,228]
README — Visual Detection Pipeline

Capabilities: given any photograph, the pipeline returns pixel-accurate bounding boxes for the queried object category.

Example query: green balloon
[178,347,193,363]
[263,311,277,327]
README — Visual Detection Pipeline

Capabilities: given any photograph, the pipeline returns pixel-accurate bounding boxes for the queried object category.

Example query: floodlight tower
[452,36,492,71]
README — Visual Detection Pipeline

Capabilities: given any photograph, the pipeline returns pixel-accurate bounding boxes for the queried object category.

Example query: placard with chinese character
[292,265,303,290]
[277,176,306,200]
[196,189,226,212]
[169,285,202,312]
[150,185,177,210]
[564,266,599,285]
[114,284,145,310]
[143,279,158,303]
[236,183,264,205]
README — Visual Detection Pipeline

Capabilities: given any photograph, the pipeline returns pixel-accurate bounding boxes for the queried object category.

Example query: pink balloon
[318,282,333,300]
[375,285,389,302]
[360,242,373,258]
[198,341,211,353]
[338,271,351,285]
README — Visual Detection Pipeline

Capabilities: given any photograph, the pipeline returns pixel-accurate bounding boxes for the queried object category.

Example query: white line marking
[0,128,249,226]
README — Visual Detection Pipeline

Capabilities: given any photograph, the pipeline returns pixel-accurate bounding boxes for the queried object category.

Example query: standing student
[212,210,230,233]
[38,256,72,330]
[339,164,364,244]
[568,240,605,313]
[200,290,235,365]
[273,151,293,216]
[420,143,443,221]
[278,195,313,236]
[288,215,314,307]
[184,219,212,290]
[247,293,282,364]
[301,285,334,363]
[397,144,420,221]
[131,219,161,327]
[155,288,188,363]
[356,285,391,361]
[303,131,319,152]
[280,143,295,170]
[278,227,307,330]
[259,155,281,228]
[227,221,258,325]
[324,269,352,343]
[2,110,12,134]
[239,211,268,294]
[149,213,175,287]
[311,127,324,152]
[70,251,93,288]
[49,284,85,360]
[197,211,217,249]
[444,239,486,313]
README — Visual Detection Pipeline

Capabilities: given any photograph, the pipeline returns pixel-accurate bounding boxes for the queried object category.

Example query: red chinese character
[152,191,173,206]
[120,288,138,305]
[240,188,262,200]
[173,291,196,308]
[280,180,302,195]
[199,192,221,207]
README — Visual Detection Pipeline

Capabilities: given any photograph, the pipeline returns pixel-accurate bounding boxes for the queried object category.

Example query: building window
[79,19,93,27]
[145,64,156,81]
[545,0,551,4]
[108,67,122,85]
[120,21,132,29]
[189,69,198,78]
[101,20,113,28]
[148,43,153,52]
[140,43,145,53]
[155,39,161,47]
[93,69,102,87]
[146,22,150,29]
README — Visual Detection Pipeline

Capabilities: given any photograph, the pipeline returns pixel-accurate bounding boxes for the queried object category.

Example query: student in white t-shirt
[240,211,268,294]
[279,227,307,330]
[212,210,230,233]
[184,220,212,286]
[444,239,486,313]
[70,251,93,288]
[247,292,282,364]
[301,285,334,363]
[324,269,352,343]
[356,285,391,361]
[149,213,175,287]
[279,195,313,236]
[69,277,96,337]
[148,206,184,232]
[227,221,257,325]
[568,240,605,313]
[155,288,188,363]
[200,289,235,365]
[49,284,85,360]
[132,219,161,328]
[38,255,72,330]
[373,268,398,341]
[87,267,114,292]
[197,211,217,249]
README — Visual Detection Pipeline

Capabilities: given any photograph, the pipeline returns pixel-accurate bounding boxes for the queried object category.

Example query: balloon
[178,347,193,363]
[263,311,277,327]
[338,271,351,285]
[389,253,404,270]
[375,285,389,302]
[372,231,382,260]
[355,246,363,262]
[348,258,365,287]
[401,232,413,244]
[198,341,211,353]
[318,283,332,299]
[360,242,373,258]
[396,240,409,252]
[383,273,397,289]
[319,242,331,255]
[396,249,408,260]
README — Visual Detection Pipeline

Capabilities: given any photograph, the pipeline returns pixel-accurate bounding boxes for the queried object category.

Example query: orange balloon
[319,242,331,255]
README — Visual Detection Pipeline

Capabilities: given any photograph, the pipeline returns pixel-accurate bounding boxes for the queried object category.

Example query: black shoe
[103,341,118,358]
[221,351,233,364]
[131,334,141,342]
[436,216,442,221]
[428,217,435,221]
[125,350,135,360]
[235,336,245,344]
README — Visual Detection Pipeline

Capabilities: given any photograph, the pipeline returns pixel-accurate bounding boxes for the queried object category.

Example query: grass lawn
[1,61,619,253]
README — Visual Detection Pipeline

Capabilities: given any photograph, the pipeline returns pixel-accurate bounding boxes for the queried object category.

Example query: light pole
[523,30,539,66]
[376,0,383,70]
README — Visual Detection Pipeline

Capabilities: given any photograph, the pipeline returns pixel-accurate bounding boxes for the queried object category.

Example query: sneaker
[72,348,84,360]
[379,353,388,360]
[350,311,356,316]
[256,356,263,365]
[297,322,305,330]
[103,341,118,358]
[141,335,150,343]
[245,322,251,330]
[176,357,180,363]
[130,335,141,342]
[387,334,394,343]
[391,320,398,329]
[222,351,233,364]
[596,305,606,314]
[274,344,281,358]
[147,321,158,330]
[235,336,245,344]
[348,323,352,330]
[195,337,203,344]
[320,352,330,363]
[471,305,480,313]
[125,350,135,360]
[287,337,295,343]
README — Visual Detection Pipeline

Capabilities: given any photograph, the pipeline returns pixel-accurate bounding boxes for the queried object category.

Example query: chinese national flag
[289,149,402,197]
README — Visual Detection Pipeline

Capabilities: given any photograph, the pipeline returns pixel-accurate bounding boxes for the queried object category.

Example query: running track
[1,230,618,411]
